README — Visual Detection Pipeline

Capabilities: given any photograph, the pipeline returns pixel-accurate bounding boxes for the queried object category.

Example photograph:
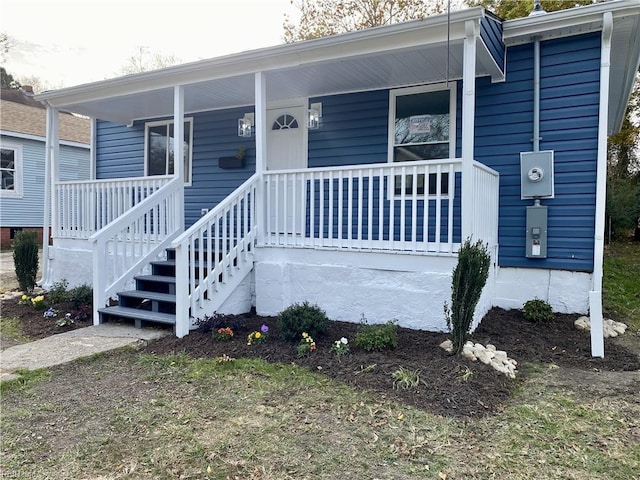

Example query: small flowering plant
[43,307,58,319]
[247,324,269,345]
[214,327,234,341]
[19,294,31,306]
[331,337,350,356]
[297,332,317,357]
[31,295,46,309]
[56,313,75,327]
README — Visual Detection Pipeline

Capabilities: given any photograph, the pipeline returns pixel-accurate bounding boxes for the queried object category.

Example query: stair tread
[135,274,176,283]
[98,305,176,324]
[117,290,176,302]
[151,259,176,266]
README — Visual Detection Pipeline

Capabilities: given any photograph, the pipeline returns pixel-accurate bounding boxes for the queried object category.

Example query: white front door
[266,105,306,171]
[266,104,306,235]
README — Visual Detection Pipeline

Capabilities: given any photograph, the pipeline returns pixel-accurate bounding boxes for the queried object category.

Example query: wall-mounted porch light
[238,113,254,137]
[308,102,322,130]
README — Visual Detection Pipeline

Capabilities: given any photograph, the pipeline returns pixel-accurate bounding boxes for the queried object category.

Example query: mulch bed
[2,295,638,419]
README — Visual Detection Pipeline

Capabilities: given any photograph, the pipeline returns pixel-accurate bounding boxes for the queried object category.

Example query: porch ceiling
[36,7,500,125]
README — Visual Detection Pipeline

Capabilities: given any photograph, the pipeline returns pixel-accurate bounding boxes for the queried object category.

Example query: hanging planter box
[219,156,245,169]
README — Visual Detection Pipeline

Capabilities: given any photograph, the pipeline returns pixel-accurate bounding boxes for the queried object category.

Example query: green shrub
[522,298,554,323]
[67,284,93,310]
[277,301,329,342]
[444,238,491,355]
[13,231,39,294]
[47,279,69,304]
[353,317,398,352]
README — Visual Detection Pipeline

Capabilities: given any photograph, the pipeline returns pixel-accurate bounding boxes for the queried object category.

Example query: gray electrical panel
[521,150,554,199]
[526,204,547,258]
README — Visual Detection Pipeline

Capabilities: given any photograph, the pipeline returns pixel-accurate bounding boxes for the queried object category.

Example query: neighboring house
[35,2,640,356]
[0,87,91,248]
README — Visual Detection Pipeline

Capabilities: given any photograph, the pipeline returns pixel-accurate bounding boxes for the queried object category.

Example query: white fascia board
[35,8,485,110]
[503,0,640,46]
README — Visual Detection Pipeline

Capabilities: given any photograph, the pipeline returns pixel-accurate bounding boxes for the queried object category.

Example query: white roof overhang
[36,7,502,125]
[504,0,640,135]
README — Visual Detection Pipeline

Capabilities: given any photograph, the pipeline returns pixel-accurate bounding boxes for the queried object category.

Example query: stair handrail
[89,176,183,324]
[172,173,260,337]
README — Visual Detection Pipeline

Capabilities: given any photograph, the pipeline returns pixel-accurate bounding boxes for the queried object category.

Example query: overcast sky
[1,0,295,89]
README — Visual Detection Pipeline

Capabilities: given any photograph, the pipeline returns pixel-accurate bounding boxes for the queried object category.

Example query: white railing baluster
[357,169,363,248]
[338,172,344,248]
[328,171,334,245]
[411,165,418,251]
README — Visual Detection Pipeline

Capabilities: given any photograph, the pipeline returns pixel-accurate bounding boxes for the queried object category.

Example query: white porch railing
[172,174,259,337]
[471,160,500,247]
[54,175,173,239]
[89,176,183,323]
[262,159,466,254]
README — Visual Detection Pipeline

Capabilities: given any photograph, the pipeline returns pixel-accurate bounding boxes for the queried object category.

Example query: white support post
[41,106,59,287]
[461,19,479,242]
[174,241,190,337]
[254,72,267,244]
[173,85,189,336]
[590,12,613,358]
[173,85,185,230]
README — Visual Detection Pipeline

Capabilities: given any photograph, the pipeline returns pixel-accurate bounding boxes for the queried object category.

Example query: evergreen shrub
[13,231,39,294]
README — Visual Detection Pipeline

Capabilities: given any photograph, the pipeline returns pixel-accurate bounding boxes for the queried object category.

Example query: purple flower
[260,324,269,333]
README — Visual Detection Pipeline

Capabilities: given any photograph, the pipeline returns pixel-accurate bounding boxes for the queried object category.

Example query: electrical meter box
[520,150,554,199]
[526,204,547,258]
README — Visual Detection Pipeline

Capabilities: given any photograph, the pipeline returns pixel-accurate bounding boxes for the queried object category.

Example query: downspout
[533,37,541,153]
[589,12,613,358]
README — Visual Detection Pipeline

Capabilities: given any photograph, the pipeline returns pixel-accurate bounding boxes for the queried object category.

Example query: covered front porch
[36,7,503,335]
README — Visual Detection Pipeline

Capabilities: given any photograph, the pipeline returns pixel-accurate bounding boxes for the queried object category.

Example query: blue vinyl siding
[95,120,145,178]
[480,14,505,73]
[187,108,255,227]
[308,90,389,167]
[96,107,256,229]
[476,32,601,272]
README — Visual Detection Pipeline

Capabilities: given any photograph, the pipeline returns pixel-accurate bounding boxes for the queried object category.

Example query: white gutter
[590,11,613,359]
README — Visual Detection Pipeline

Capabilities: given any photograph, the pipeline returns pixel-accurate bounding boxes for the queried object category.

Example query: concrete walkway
[0,324,169,382]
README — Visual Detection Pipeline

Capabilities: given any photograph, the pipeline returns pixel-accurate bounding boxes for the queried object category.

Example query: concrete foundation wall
[493,267,591,314]
[254,248,459,331]
[45,239,93,289]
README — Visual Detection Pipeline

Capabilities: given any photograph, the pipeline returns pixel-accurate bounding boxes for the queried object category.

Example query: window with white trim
[145,119,193,184]
[389,84,455,195]
[0,142,23,198]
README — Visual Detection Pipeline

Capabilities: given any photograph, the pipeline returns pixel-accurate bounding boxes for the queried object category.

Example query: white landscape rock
[439,339,453,353]
[440,339,517,378]
[573,316,628,338]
